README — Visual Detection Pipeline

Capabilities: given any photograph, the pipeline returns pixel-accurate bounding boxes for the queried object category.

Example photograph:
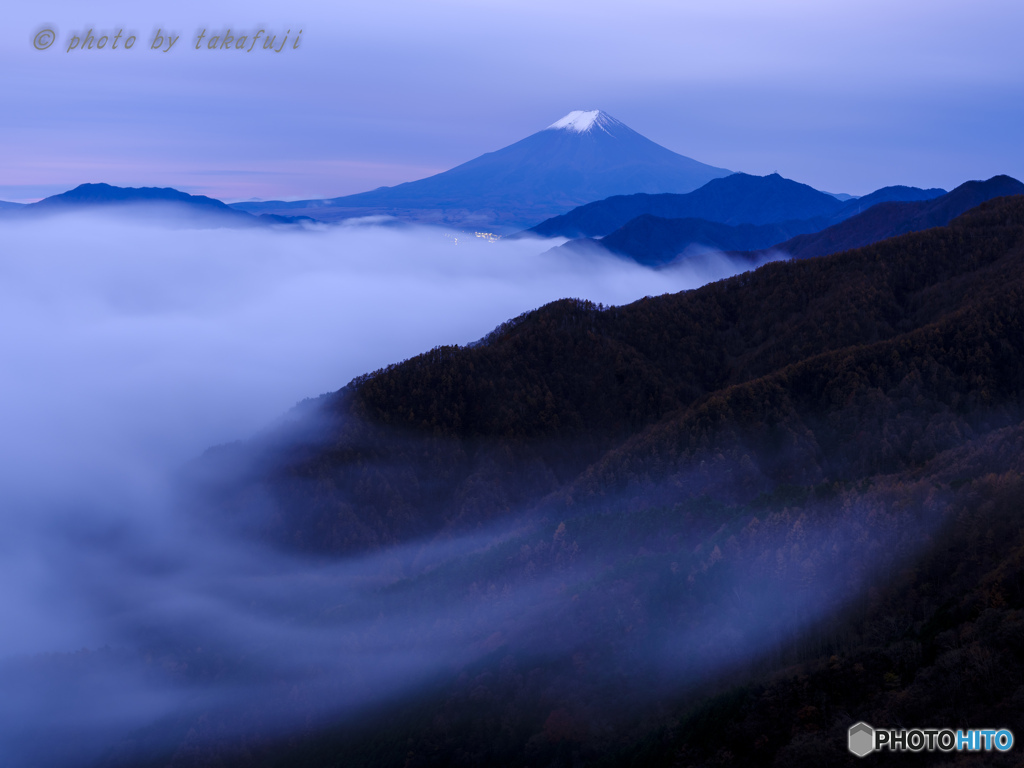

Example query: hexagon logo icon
[849,722,875,757]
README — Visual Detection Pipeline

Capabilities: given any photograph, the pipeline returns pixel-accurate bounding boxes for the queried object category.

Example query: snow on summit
[547,110,621,134]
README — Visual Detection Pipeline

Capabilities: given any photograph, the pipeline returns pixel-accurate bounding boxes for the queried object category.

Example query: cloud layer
[0,215,784,765]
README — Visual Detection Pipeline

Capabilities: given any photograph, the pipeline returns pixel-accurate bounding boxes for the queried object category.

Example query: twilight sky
[3,0,1023,202]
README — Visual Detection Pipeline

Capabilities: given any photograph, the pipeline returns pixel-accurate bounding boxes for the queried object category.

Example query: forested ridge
[756,175,1024,263]
[211,195,1024,555]
[545,175,1020,268]
[159,195,1024,767]
[528,172,848,239]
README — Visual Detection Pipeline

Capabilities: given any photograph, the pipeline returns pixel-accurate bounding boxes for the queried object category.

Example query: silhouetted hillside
[829,183,945,222]
[590,186,947,267]
[196,194,1024,557]
[579,177,1014,269]
[572,215,816,266]
[768,175,1024,260]
[528,173,844,238]
[147,194,1024,768]
[528,174,948,240]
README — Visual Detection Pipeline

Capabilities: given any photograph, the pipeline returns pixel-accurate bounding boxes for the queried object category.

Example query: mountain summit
[233,110,732,230]
[546,109,623,134]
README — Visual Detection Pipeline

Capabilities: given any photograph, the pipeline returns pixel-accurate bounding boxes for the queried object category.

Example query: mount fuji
[233,110,732,230]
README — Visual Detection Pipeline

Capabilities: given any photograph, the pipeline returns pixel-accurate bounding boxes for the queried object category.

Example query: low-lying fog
[0,213,793,766]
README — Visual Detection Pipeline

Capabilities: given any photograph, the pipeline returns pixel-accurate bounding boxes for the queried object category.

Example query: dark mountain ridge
[203,194,1024,556]
[571,176,1015,268]
[828,183,946,222]
[527,172,847,239]
[72,194,1024,768]
[761,174,1024,261]
[151,194,1024,768]
[527,175,946,242]
[572,214,819,266]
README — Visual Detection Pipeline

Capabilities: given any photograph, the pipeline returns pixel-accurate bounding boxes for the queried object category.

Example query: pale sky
[2,0,1022,202]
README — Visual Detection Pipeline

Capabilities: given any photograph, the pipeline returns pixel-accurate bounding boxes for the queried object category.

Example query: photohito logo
[849,723,875,757]
[848,722,1014,756]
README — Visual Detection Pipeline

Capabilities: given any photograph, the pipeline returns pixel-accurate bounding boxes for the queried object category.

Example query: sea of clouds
[0,213,784,766]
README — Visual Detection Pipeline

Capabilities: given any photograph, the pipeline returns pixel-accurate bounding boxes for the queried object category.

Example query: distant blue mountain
[33,183,243,211]
[572,176,1016,268]
[2,183,312,227]
[829,184,946,223]
[763,175,1024,260]
[232,110,733,230]
[569,215,823,266]
[528,173,847,239]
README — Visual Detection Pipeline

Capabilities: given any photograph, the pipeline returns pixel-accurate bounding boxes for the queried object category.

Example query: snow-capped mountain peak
[240,109,733,230]
[547,110,621,135]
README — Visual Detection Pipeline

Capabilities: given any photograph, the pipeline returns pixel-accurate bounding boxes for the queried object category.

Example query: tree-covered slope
[203,195,1024,557]
[111,194,1024,768]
